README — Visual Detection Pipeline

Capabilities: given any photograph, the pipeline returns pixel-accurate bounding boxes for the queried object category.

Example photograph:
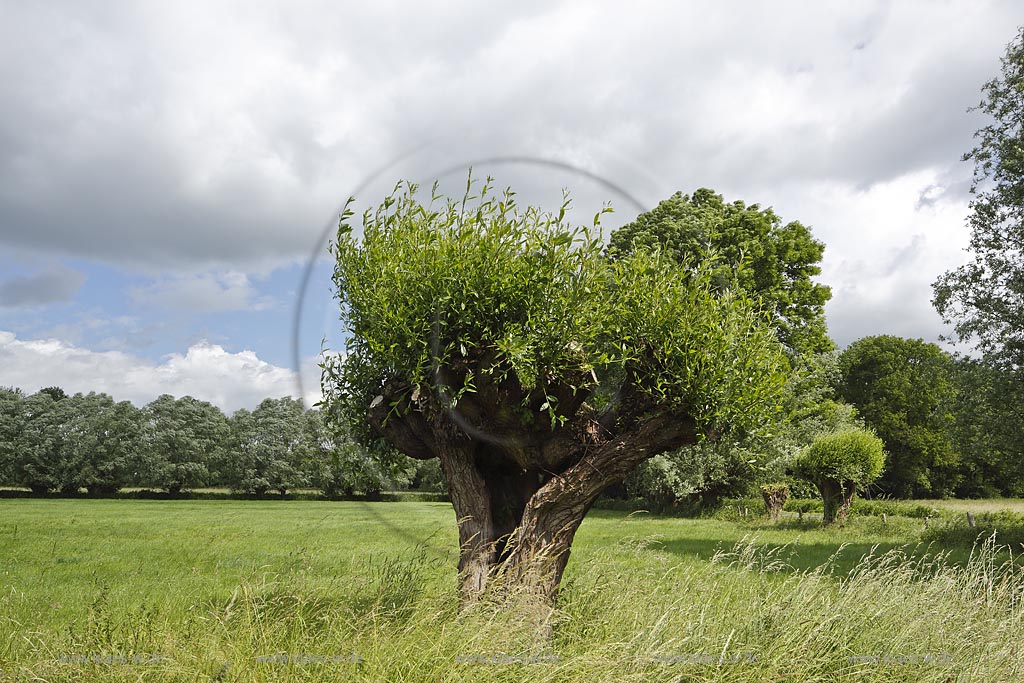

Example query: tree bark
[369,378,701,603]
[761,485,789,521]
[435,436,496,598]
[498,414,699,600]
[818,478,856,525]
[818,480,839,525]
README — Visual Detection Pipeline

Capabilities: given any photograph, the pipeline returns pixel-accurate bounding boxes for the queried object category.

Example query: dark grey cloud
[0,0,1018,272]
[0,266,85,308]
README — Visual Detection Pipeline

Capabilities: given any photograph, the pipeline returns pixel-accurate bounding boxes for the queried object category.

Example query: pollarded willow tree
[322,178,788,601]
[791,428,886,525]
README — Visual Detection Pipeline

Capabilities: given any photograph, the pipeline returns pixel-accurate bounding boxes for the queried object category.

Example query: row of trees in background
[622,335,1024,509]
[7,329,1018,504]
[4,348,1017,505]
[0,388,441,497]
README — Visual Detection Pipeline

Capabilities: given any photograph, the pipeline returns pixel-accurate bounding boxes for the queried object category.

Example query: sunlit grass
[1,500,1022,681]
[917,497,1024,514]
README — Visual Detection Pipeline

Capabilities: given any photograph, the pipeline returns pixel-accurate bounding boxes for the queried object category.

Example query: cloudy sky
[0,1,1019,412]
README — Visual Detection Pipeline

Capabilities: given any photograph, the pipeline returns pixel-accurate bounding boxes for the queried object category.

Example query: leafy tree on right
[608,187,833,357]
[836,335,957,498]
[929,27,1024,498]
[933,26,1024,373]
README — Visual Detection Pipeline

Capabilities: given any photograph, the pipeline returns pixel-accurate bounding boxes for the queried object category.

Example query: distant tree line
[620,335,1024,509]
[0,388,444,497]
[6,334,1019,505]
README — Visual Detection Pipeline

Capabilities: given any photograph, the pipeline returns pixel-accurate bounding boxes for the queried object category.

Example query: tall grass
[1,501,1022,681]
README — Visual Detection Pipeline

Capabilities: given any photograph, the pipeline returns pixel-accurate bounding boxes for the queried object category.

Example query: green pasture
[1,499,1022,682]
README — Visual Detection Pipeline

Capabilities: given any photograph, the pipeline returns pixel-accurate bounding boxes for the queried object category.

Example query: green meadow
[1,499,1022,682]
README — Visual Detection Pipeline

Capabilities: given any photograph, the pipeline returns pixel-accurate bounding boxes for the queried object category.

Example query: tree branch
[367,380,436,460]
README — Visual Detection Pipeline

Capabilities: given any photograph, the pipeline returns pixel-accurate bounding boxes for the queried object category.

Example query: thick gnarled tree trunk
[817,478,857,525]
[368,377,700,603]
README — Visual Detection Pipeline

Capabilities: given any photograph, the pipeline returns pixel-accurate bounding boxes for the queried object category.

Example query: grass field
[1,500,1022,682]
[918,497,1024,514]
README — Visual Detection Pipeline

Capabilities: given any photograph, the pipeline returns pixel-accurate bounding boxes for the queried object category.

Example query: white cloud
[0,331,321,412]
[779,169,974,348]
[129,270,275,313]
